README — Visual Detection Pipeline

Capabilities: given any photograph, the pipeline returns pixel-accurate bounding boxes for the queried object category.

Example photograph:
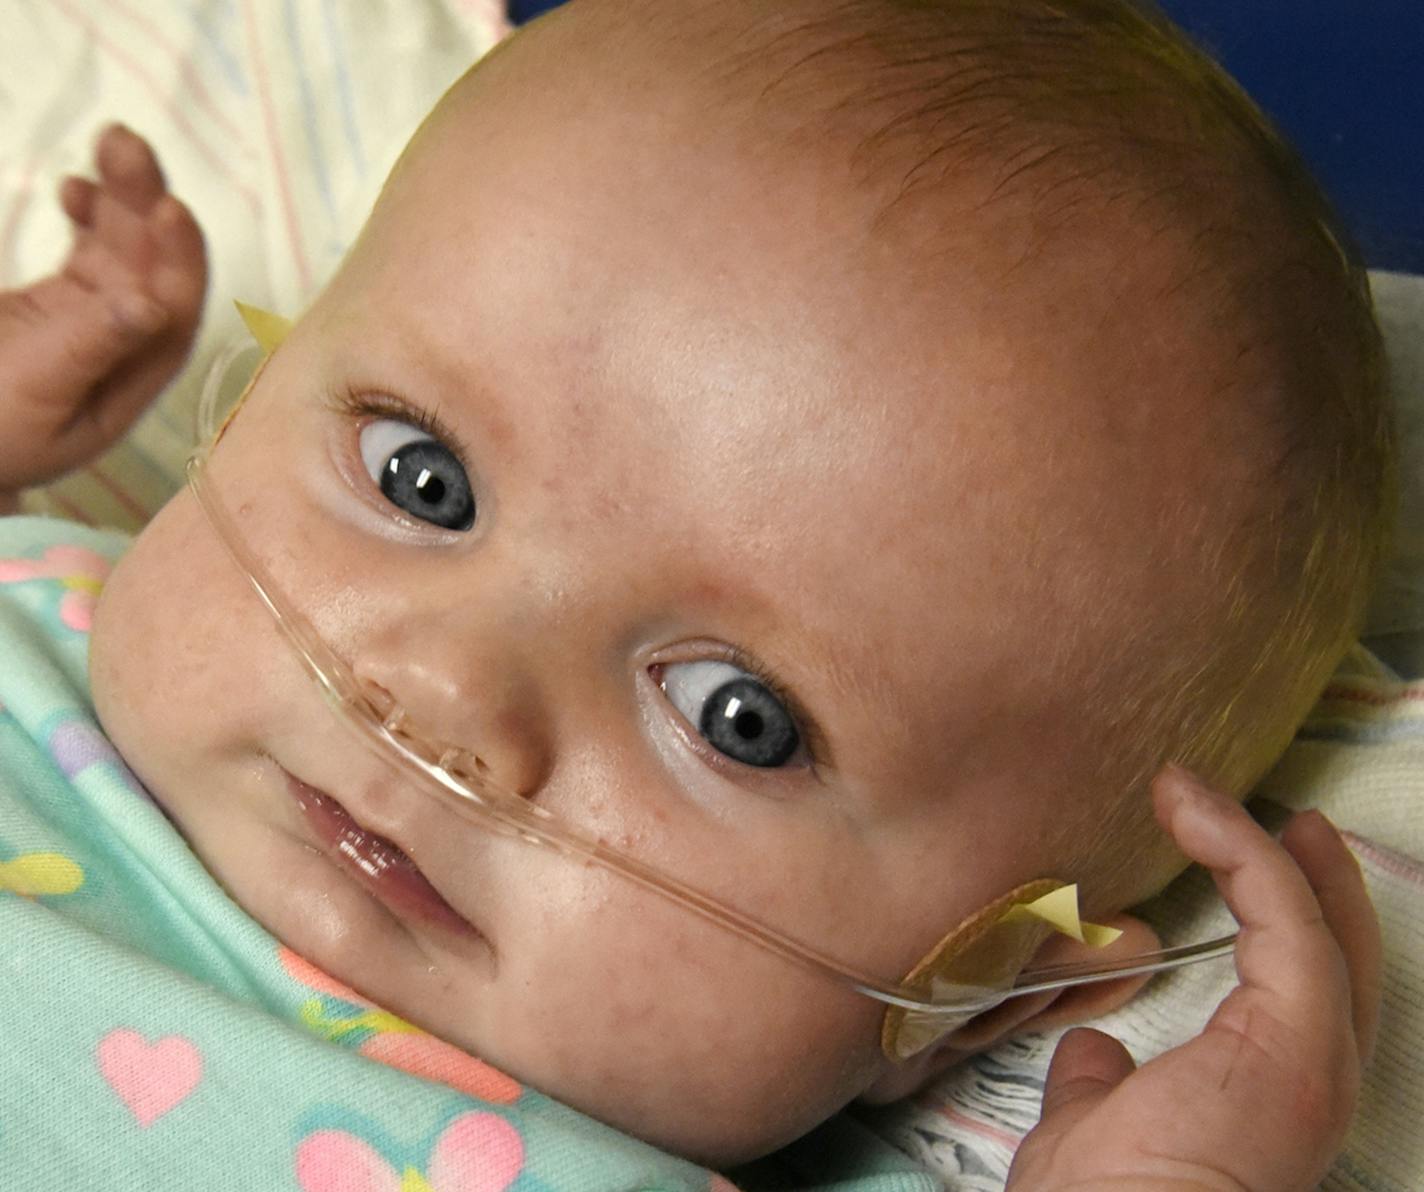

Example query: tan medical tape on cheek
[882,880,1123,1062]
[212,301,294,444]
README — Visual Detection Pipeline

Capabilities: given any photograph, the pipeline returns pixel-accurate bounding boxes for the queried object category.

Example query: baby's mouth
[285,771,480,939]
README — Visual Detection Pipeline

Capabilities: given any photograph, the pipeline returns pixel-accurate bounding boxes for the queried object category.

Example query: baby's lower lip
[285,772,479,938]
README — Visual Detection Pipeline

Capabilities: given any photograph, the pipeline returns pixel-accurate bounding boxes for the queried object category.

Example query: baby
[0,0,1389,1187]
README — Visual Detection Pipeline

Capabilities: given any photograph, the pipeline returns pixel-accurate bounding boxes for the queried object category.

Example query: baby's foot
[0,124,207,500]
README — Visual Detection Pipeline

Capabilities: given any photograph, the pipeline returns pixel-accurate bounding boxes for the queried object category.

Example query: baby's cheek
[90,545,165,769]
[506,893,884,1164]
[90,497,253,798]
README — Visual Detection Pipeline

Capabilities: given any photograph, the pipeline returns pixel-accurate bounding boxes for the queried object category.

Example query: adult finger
[1151,765,1354,1061]
[1037,1027,1136,1135]
[1280,811,1382,1064]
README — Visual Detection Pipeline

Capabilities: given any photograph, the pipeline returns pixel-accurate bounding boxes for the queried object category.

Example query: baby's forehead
[378,0,1251,361]
[339,71,1240,589]
[322,0,1269,727]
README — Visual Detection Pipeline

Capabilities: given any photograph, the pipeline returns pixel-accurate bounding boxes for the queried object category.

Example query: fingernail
[1302,808,1356,853]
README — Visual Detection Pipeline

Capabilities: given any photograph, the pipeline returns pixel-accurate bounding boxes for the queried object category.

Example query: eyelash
[322,385,832,771]
[324,384,474,476]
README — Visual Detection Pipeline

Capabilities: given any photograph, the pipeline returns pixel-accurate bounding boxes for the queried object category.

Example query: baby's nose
[352,651,553,801]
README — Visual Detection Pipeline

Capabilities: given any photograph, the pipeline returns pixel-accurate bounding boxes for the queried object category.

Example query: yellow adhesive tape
[235,301,292,355]
[211,301,289,445]
[882,880,1121,1061]
[1000,884,1123,948]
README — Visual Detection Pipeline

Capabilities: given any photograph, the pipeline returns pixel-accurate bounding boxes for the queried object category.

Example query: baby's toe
[59,175,98,229]
[148,196,207,325]
[66,200,153,296]
[96,123,167,216]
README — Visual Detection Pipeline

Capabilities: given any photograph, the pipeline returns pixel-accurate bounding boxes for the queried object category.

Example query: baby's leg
[0,125,206,505]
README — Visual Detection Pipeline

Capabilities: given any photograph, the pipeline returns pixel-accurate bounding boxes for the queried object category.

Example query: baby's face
[90,11,1187,1164]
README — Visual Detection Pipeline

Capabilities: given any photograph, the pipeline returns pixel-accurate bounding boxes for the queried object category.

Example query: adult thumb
[1036,1027,1137,1137]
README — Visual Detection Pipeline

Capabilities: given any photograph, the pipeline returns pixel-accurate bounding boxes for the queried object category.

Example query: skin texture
[0,4,1381,1180]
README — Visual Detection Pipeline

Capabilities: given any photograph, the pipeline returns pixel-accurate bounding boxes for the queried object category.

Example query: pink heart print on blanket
[0,544,112,632]
[96,1029,204,1126]
[295,1112,524,1192]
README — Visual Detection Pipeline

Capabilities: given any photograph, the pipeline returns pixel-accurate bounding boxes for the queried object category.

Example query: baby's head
[89,0,1392,1165]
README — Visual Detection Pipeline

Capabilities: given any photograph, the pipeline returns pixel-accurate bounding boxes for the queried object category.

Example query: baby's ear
[858,912,1159,1104]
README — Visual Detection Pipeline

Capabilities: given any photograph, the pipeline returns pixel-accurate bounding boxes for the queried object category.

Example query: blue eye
[659,660,801,768]
[358,419,475,531]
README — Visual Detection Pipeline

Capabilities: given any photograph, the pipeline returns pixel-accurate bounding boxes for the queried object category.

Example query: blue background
[506,0,1423,273]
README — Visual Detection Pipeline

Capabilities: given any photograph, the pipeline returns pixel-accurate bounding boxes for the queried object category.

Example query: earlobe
[859,912,1159,1105]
